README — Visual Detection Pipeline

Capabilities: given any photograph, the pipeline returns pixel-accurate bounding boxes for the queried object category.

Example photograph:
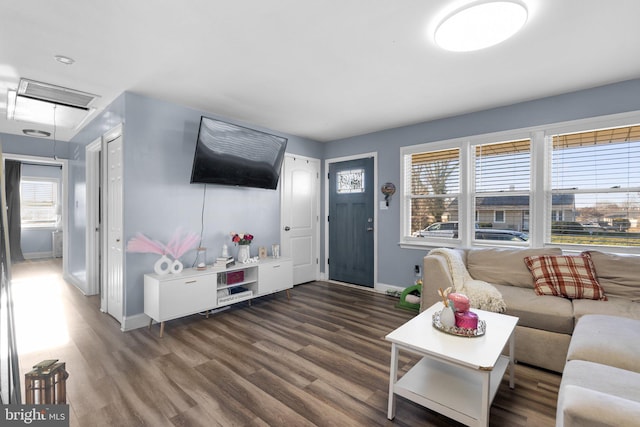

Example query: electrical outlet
[414,265,420,275]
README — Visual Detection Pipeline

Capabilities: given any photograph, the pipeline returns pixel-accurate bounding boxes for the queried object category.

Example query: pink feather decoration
[126,233,166,255]
[165,229,200,259]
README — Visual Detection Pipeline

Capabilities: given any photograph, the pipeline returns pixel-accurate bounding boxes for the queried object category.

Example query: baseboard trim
[327,280,405,295]
[375,282,405,295]
[23,251,54,260]
[63,272,86,293]
[121,313,150,332]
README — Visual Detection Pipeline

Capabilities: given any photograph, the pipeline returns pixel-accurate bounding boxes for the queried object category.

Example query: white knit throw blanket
[429,248,507,313]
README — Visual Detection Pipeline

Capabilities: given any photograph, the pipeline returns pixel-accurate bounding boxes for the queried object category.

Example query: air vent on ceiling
[18,78,98,110]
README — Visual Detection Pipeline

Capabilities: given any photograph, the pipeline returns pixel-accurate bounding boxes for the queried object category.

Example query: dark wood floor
[12,259,561,426]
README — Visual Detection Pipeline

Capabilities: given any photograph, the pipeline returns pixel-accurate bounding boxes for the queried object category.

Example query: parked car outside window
[475,229,529,241]
[413,222,478,238]
[413,222,528,241]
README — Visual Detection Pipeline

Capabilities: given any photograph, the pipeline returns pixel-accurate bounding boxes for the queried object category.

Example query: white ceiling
[1,0,640,143]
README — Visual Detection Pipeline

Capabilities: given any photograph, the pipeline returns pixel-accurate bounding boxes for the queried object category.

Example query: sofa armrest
[421,254,455,312]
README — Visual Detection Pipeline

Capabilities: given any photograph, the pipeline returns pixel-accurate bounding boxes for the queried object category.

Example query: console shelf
[144,257,292,337]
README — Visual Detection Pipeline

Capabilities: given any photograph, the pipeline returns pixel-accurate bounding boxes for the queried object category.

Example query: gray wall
[67,93,126,283]
[323,78,640,288]
[0,133,70,159]
[69,92,322,319]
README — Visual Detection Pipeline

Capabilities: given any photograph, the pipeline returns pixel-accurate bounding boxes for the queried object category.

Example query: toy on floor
[396,280,422,312]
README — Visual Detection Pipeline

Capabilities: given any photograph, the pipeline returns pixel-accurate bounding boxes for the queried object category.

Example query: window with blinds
[550,125,640,246]
[406,148,460,236]
[20,178,59,228]
[473,139,530,240]
[400,115,640,250]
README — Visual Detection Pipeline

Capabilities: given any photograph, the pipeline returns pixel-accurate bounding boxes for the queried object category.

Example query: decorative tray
[432,311,486,337]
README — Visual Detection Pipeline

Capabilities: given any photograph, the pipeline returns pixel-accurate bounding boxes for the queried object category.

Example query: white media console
[144,257,293,337]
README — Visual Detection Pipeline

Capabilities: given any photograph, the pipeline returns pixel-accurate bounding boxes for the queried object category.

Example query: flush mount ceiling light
[434,1,528,52]
[22,129,51,138]
[54,55,75,65]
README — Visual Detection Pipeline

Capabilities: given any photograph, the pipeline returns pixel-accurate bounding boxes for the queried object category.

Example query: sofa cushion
[583,250,640,302]
[568,314,640,373]
[573,296,640,322]
[494,284,574,334]
[466,247,562,288]
[524,254,606,300]
[558,360,640,427]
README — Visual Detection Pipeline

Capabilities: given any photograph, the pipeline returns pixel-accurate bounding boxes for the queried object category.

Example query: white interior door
[105,127,123,323]
[281,155,320,284]
[85,138,101,296]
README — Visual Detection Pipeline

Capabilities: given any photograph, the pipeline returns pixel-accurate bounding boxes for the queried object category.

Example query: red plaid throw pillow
[524,254,607,300]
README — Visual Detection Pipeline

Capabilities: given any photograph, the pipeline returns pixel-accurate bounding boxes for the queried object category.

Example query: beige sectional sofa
[420,247,640,373]
[556,315,640,426]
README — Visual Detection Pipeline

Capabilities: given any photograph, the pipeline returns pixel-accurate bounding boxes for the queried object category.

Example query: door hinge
[327,172,330,179]
[316,258,319,265]
[327,215,330,222]
[327,258,329,265]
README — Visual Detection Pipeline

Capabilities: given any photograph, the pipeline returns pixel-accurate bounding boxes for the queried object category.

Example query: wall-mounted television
[190,116,288,190]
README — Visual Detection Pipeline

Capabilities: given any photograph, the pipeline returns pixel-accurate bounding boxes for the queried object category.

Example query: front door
[328,157,374,287]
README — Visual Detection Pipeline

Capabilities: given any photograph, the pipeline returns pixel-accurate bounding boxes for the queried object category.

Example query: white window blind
[550,125,640,246]
[400,114,640,251]
[20,178,59,228]
[474,139,530,236]
[406,148,460,235]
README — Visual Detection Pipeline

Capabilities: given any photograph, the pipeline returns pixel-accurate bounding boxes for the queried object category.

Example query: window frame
[400,111,640,254]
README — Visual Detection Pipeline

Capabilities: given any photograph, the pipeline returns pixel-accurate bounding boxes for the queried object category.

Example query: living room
[1,1,640,426]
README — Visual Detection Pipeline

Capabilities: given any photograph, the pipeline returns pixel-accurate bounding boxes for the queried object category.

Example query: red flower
[230,232,254,245]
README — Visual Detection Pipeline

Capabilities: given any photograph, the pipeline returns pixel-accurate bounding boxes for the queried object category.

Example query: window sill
[22,225,59,231]
[399,239,462,250]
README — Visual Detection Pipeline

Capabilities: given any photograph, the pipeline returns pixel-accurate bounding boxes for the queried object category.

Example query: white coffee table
[386,302,518,427]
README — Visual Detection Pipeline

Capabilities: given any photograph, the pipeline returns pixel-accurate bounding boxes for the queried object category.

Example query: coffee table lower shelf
[390,355,510,427]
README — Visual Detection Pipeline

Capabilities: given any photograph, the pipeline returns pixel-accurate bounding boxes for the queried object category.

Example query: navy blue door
[328,158,374,287]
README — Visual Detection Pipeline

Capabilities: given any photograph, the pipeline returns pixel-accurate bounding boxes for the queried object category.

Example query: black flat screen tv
[190,116,288,190]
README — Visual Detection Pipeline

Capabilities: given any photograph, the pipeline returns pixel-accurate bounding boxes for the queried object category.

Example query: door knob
[284,226,291,231]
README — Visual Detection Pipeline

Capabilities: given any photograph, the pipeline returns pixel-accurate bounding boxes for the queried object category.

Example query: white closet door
[281,155,320,284]
[106,130,123,323]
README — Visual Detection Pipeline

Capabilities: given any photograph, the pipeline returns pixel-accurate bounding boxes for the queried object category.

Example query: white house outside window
[20,177,59,228]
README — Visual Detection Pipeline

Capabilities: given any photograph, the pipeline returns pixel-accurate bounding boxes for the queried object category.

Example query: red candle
[455,310,479,329]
